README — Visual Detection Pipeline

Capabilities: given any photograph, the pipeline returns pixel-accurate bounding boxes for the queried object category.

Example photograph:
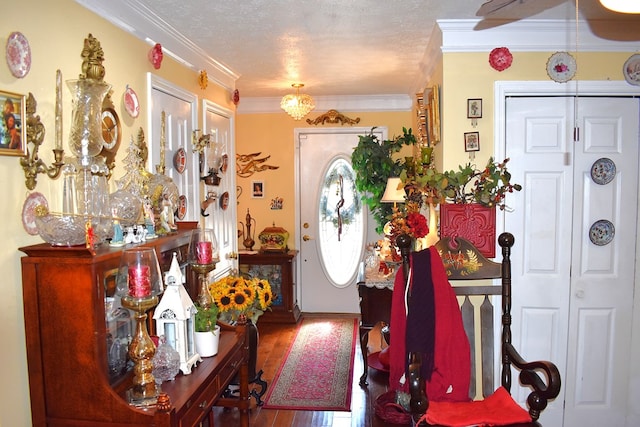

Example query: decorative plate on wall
[123,85,140,118]
[173,147,187,174]
[590,158,616,185]
[22,192,48,235]
[489,47,513,72]
[623,54,640,86]
[589,219,615,246]
[546,52,577,83]
[176,195,187,220]
[6,31,31,78]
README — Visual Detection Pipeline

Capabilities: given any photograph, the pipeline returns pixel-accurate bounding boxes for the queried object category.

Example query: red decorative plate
[489,47,513,72]
[173,147,187,174]
[123,85,140,118]
[22,192,48,235]
[6,31,31,78]
[219,191,230,210]
[177,195,187,220]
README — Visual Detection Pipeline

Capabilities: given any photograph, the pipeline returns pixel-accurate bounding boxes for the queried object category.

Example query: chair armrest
[504,343,562,420]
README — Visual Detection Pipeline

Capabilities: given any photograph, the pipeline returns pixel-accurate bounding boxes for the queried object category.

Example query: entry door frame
[494,80,640,424]
[293,126,388,312]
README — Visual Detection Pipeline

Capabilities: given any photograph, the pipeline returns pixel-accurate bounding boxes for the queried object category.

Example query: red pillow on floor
[418,386,532,427]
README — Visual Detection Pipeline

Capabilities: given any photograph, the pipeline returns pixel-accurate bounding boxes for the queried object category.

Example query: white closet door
[505,96,638,426]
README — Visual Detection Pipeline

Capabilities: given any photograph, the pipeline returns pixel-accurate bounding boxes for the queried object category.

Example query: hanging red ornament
[148,43,163,69]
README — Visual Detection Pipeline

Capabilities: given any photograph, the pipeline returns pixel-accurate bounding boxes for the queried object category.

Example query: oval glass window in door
[317,157,365,287]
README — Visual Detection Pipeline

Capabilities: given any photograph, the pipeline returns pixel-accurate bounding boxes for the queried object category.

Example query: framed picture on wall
[467,98,482,119]
[0,90,27,157]
[464,131,480,152]
[252,180,264,198]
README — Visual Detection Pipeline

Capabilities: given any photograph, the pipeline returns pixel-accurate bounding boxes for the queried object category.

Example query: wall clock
[101,106,121,150]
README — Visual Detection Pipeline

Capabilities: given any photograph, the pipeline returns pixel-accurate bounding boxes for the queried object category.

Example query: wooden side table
[357,270,394,386]
[239,250,301,323]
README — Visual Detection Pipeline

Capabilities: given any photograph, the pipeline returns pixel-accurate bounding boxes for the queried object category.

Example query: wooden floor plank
[211,314,400,426]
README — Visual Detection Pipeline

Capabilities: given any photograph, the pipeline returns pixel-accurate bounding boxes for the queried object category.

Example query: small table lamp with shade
[381,177,407,208]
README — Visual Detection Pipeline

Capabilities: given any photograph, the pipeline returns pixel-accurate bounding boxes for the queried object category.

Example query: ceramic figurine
[110,219,125,247]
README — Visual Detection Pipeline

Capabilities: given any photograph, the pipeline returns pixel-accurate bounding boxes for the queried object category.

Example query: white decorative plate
[6,31,31,78]
[590,158,616,185]
[623,54,640,86]
[22,192,48,235]
[546,52,577,83]
[123,85,140,118]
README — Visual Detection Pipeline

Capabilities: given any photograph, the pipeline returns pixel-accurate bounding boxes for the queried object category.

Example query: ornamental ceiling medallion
[305,109,360,126]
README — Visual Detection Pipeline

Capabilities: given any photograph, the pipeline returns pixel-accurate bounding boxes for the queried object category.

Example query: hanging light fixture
[599,0,640,13]
[280,83,315,120]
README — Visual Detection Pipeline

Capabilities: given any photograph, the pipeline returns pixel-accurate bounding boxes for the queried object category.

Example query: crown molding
[75,0,239,91]
[439,19,640,53]
[237,94,413,115]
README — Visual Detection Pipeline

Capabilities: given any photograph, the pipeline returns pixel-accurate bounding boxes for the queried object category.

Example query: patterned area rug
[263,317,357,411]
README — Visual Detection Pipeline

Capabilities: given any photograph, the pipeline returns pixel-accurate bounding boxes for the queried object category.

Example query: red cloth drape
[388,246,471,402]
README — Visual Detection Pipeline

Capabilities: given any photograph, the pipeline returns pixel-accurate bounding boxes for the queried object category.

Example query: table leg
[359,324,371,386]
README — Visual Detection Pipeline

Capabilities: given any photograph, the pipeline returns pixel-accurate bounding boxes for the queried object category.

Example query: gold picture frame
[0,90,27,157]
[426,85,441,146]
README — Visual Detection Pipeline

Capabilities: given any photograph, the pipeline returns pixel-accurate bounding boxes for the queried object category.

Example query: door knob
[226,252,238,259]
[303,235,312,241]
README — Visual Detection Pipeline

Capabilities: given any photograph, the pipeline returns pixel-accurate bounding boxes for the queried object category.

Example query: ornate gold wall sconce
[20,91,64,190]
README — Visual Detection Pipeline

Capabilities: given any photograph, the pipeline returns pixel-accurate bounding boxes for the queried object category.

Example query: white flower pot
[194,325,220,357]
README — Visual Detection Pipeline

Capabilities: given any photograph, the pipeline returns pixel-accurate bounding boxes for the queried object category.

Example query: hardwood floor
[212,314,401,427]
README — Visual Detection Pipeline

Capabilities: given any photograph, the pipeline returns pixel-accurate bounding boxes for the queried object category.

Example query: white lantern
[154,252,201,374]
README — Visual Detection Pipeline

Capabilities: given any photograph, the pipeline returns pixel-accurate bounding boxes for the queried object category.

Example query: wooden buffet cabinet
[19,230,250,427]
[238,251,300,323]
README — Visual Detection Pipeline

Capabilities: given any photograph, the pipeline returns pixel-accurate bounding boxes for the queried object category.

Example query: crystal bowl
[35,212,88,246]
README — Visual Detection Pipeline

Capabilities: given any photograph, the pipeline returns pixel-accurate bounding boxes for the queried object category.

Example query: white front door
[296,127,386,313]
[505,96,639,426]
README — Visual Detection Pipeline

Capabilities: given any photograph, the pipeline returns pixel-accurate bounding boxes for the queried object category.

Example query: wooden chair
[397,232,561,426]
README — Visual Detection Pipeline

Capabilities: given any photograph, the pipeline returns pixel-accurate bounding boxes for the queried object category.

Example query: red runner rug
[263,317,357,411]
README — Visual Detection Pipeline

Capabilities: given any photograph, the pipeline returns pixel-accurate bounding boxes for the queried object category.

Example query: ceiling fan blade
[476,0,523,16]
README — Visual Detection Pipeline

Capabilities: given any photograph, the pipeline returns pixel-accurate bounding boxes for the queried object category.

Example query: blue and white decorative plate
[590,158,616,185]
[589,219,615,246]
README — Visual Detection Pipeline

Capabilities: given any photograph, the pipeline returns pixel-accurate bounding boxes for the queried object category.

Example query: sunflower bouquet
[208,275,273,324]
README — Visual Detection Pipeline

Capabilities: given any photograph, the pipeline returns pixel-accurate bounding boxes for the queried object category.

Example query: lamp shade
[600,0,640,13]
[381,177,406,203]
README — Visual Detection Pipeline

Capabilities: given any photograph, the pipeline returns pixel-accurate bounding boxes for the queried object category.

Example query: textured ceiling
[86,0,639,98]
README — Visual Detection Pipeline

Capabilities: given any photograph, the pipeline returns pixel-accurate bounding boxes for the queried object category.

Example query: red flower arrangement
[386,203,429,243]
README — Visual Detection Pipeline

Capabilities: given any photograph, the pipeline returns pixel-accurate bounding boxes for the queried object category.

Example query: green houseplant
[440,157,522,210]
[351,127,416,233]
[194,303,220,357]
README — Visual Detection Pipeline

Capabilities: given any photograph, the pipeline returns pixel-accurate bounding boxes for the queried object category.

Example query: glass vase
[67,78,111,165]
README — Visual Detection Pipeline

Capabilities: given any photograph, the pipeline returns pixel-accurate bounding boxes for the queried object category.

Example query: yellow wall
[235,111,411,249]
[0,1,231,425]
[440,51,637,171]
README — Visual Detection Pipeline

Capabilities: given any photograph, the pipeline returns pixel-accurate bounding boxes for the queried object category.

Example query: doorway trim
[293,126,388,311]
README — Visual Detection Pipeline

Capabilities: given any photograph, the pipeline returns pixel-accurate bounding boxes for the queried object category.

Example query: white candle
[55,69,62,150]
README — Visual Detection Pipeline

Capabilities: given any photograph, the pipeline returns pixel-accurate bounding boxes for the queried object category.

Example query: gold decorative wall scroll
[236,152,279,178]
[305,109,360,126]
